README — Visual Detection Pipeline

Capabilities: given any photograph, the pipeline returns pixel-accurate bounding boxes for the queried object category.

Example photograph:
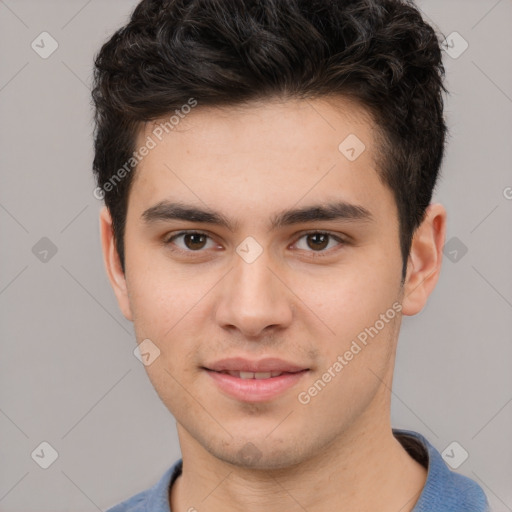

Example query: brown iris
[306,233,329,251]
[183,233,208,250]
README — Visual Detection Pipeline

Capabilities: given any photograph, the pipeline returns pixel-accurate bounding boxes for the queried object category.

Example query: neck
[170,408,427,512]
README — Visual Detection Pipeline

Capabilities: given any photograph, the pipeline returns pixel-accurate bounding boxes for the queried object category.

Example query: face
[104,97,421,470]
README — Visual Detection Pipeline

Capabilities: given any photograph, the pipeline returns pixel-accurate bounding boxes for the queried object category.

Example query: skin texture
[100,97,446,512]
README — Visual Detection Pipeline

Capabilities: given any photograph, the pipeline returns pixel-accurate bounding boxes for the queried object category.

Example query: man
[92,0,490,510]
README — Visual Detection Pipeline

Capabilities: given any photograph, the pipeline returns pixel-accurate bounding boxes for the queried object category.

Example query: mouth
[203,356,308,374]
[202,358,310,402]
[211,370,302,379]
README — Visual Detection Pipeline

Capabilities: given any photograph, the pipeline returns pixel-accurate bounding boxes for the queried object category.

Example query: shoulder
[393,429,490,512]
[105,460,183,512]
[106,489,147,512]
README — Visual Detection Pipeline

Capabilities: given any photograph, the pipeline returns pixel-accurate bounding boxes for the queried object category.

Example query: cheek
[299,259,400,338]
[291,253,402,392]
[297,312,399,421]
[126,255,216,367]
[128,270,203,404]
[126,245,196,326]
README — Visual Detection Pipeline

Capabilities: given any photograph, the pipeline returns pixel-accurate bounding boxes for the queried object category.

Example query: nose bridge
[234,251,275,301]
[215,245,292,336]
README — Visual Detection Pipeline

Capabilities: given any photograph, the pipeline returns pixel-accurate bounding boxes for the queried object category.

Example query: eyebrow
[141,200,373,231]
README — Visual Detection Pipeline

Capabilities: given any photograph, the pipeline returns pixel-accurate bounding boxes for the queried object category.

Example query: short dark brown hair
[92,0,448,279]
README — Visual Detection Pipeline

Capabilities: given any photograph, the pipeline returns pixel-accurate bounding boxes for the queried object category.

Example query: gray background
[0,0,511,510]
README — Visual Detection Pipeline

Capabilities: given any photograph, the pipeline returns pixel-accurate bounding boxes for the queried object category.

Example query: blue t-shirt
[106,429,490,511]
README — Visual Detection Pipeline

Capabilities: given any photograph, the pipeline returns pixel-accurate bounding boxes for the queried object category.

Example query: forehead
[128,96,394,223]
[137,95,377,162]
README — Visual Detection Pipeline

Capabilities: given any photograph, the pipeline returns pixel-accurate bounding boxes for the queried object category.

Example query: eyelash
[163,230,347,258]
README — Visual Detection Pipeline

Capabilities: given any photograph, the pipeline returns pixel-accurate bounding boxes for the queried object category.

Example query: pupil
[185,233,206,250]
[308,233,328,250]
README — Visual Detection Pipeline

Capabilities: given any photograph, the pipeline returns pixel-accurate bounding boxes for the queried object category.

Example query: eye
[293,231,345,254]
[164,230,346,256]
[165,231,218,251]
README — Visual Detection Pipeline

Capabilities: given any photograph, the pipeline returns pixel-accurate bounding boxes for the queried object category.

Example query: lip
[203,357,307,373]
[202,357,310,403]
[204,369,309,402]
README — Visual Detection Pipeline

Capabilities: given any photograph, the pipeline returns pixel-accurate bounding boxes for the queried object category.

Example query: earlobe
[401,203,447,316]
[99,206,133,321]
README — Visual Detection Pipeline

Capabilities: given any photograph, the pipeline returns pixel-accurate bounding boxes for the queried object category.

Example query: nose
[214,250,293,339]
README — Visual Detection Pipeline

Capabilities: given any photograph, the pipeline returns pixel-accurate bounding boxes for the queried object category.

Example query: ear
[99,206,133,321]
[401,203,447,316]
